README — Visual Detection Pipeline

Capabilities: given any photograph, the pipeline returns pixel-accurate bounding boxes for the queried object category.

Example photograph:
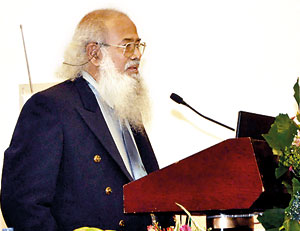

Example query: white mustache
[124,60,140,70]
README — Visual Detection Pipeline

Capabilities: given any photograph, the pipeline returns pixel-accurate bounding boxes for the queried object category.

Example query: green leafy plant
[147,203,210,231]
[259,78,300,231]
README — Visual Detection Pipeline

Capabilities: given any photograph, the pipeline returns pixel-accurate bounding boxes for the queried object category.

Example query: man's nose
[130,45,142,59]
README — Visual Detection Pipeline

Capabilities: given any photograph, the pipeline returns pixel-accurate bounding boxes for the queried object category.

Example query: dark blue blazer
[1,77,171,231]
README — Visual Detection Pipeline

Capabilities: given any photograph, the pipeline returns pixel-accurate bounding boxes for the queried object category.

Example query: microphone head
[170,93,185,105]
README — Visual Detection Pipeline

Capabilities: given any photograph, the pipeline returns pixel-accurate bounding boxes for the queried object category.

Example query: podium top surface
[123,138,263,214]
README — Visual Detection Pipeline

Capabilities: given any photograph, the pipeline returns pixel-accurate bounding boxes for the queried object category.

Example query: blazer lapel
[74,77,133,181]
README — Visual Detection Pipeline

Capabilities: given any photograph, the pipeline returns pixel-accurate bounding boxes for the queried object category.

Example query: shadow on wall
[171,109,224,140]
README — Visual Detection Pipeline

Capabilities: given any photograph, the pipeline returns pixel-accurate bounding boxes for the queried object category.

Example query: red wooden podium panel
[123,138,263,213]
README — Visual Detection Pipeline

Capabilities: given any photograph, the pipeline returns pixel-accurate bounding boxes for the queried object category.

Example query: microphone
[170,93,187,105]
[170,93,235,131]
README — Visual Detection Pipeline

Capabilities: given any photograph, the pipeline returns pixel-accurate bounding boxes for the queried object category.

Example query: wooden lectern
[124,137,266,214]
[123,137,291,230]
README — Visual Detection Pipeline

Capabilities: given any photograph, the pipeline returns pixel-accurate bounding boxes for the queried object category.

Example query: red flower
[179,225,192,231]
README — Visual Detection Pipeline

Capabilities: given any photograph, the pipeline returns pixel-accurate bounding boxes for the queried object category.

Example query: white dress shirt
[82,71,141,178]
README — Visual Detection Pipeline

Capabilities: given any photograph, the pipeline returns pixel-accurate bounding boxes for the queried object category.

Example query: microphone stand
[170,93,235,131]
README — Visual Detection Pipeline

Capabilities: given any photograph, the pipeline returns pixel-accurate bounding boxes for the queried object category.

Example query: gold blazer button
[105,187,112,195]
[119,220,125,227]
[93,155,101,163]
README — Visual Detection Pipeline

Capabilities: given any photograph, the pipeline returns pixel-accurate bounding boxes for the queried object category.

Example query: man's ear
[86,42,102,66]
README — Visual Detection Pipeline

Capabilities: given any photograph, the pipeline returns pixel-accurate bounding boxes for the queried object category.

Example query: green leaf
[294,78,300,107]
[174,220,181,231]
[282,180,293,195]
[272,148,283,156]
[257,208,285,229]
[283,218,300,231]
[292,178,300,193]
[275,166,289,179]
[262,114,298,151]
[296,111,300,124]
[265,228,281,231]
[175,202,204,231]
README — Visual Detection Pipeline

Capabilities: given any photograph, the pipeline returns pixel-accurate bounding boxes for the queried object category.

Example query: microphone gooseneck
[170,93,235,131]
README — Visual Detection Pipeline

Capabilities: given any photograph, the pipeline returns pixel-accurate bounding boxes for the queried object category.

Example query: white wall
[1,0,300,228]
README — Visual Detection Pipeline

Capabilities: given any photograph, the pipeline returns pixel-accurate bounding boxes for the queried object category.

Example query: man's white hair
[56,9,128,80]
[56,9,151,129]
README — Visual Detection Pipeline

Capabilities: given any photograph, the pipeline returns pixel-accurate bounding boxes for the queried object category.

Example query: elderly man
[1,9,173,231]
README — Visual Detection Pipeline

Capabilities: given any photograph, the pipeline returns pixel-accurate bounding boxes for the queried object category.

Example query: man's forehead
[104,16,139,42]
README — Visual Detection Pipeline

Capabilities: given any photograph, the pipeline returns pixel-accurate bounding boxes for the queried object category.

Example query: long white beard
[96,53,151,132]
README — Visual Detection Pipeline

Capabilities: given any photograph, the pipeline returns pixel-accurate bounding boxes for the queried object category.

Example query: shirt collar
[81,71,114,108]
[81,71,98,92]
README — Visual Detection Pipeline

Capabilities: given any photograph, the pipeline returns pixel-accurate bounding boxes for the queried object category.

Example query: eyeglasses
[98,41,146,57]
